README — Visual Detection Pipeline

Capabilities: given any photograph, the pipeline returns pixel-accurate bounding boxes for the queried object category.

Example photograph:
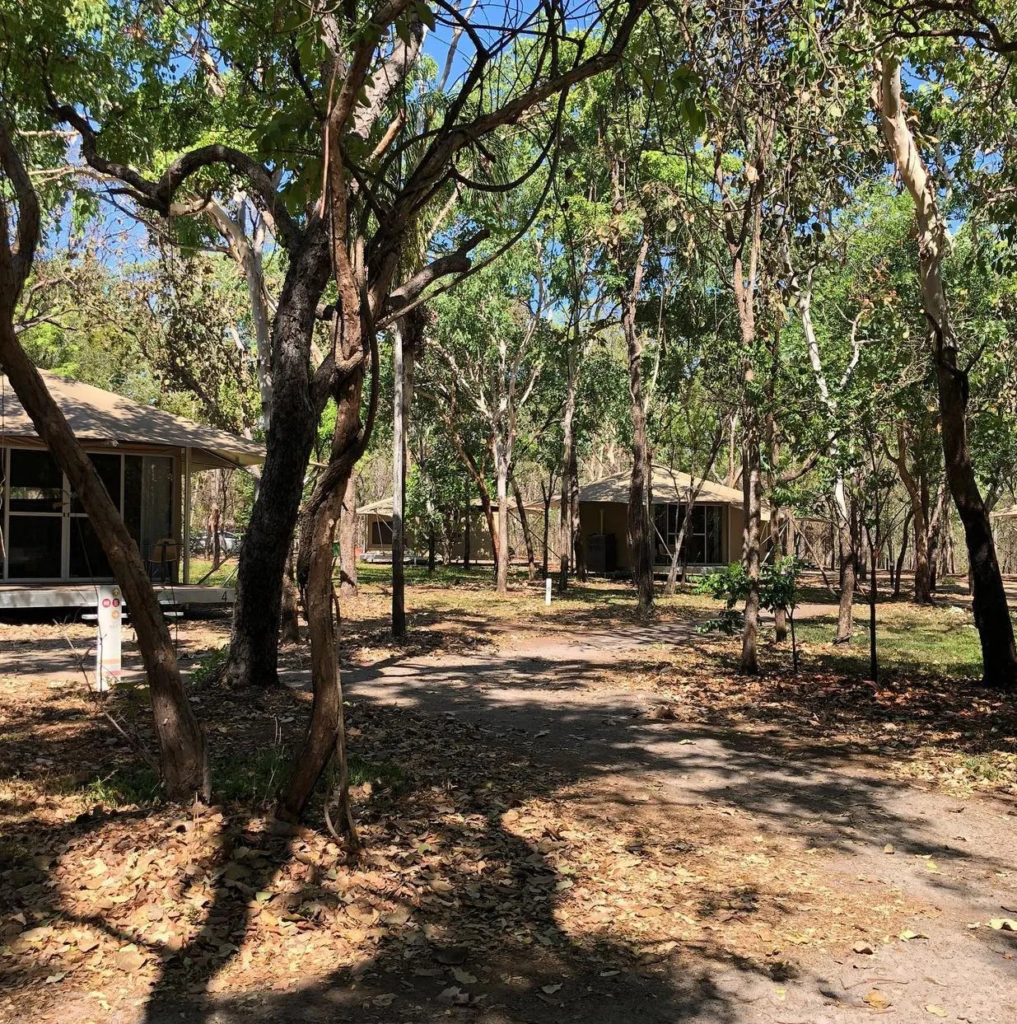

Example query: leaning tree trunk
[0,322,209,799]
[0,119,207,801]
[880,56,1017,688]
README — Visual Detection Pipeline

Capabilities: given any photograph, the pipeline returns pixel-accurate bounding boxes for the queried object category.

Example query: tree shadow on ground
[4,620,1016,1023]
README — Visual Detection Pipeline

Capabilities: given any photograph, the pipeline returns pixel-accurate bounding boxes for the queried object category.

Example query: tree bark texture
[621,235,654,615]
[391,317,407,635]
[338,473,359,597]
[225,224,334,687]
[880,57,1017,687]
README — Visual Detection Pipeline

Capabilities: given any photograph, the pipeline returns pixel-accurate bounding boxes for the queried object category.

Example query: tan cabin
[577,469,766,574]
[0,371,263,607]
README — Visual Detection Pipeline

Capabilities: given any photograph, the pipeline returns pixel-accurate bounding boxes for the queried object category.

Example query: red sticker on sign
[112,599,120,607]
[102,598,111,608]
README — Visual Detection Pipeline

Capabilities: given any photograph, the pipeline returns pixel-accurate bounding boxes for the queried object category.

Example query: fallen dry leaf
[864,989,891,1010]
[925,1006,947,1018]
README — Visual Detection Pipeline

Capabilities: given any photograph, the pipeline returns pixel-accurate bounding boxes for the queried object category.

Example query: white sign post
[545,577,552,606]
[95,585,123,693]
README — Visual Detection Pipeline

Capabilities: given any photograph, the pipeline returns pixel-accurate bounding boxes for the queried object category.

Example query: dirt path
[305,622,1017,1023]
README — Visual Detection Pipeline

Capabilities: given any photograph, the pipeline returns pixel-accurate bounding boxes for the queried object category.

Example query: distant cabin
[0,371,263,600]
[357,496,517,563]
[576,469,767,574]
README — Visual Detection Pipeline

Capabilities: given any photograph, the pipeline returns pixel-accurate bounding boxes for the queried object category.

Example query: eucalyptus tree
[425,246,549,594]
[676,1,867,670]
[873,50,1017,686]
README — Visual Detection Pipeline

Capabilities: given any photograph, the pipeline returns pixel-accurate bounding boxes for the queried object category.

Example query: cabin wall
[579,501,742,573]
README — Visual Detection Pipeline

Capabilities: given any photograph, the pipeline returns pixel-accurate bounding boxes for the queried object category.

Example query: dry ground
[1,573,1016,1023]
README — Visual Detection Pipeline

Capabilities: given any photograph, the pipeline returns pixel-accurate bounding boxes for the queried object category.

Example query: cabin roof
[0,371,264,469]
[578,469,749,506]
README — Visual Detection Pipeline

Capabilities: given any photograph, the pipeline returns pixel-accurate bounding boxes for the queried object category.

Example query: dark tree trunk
[894,508,913,599]
[512,474,537,582]
[225,224,333,688]
[391,317,407,636]
[280,542,301,643]
[934,327,1017,687]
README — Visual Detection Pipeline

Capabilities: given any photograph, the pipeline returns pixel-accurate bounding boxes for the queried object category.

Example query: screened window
[371,518,394,545]
[653,504,724,564]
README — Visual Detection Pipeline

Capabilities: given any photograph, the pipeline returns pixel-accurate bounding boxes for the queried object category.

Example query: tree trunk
[621,236,654,615]
[224,226,333,688]
[894,508,913,599]
[277,480,347,821]
[771,506,788,642]
[463,480,471,569]
[541,477,552,578]
[886,425,932,603]
[570,444,585,582]
[495,441,510,594]
[512,475,537,582]
[0,121,207,801]
[558,363,577,594]
[835,493,855,643]
[740,419,763,672]
[210,505,222,569]
[880,57,1017,688]
[280,542,301,643]
[391,317,407,635]
[338,473,358,597]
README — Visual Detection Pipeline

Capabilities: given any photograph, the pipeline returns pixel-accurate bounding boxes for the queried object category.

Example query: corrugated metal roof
[0,370,264,469]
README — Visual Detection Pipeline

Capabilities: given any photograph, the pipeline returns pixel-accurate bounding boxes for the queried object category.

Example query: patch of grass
[188,557,238,587]
[82,764,162,807]
[213,746,290,803]
[189,645,230,690]
[795,606,984,679]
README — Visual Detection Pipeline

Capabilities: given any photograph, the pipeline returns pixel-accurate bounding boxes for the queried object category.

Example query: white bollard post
[95,585,123,692]
[545,577,552,606]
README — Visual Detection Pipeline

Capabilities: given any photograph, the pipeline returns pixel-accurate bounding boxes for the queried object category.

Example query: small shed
[578,468,766,574]
[0,371,263,600]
